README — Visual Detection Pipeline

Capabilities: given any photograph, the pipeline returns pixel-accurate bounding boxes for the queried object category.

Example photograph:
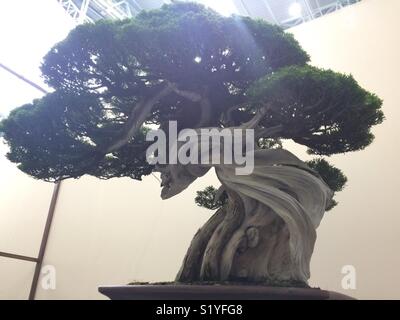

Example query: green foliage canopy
[0,2,383,189]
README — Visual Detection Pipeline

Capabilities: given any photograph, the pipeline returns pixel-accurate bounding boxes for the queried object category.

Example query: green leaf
[195,186,227,210]
[247,65,384,155]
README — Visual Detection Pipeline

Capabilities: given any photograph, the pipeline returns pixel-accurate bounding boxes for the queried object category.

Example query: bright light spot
[288,2,302,18]
[194,56,202,63]
[198,0,238,16]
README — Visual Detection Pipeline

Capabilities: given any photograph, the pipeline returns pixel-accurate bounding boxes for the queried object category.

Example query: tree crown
[0,2,383,184]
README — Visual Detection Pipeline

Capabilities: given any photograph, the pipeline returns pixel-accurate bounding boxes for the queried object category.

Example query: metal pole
[0,252,38,263]
[0,63,47,94]
[28,182,61,300]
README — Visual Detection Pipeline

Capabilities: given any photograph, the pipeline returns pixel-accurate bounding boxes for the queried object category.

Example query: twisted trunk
[164,145,333,285]
[176,189,307,284]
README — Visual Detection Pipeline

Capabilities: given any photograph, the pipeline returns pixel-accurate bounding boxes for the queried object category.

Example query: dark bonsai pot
[98,284,354,300]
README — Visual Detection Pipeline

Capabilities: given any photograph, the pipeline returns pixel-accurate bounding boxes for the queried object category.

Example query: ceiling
[233,0,360,28]
[58,0,361,28]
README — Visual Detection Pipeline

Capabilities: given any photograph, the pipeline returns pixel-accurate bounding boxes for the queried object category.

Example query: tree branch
[239,107,269,130]
[169,83,202,102]
[168,82,211,128]
[105,83,174,153]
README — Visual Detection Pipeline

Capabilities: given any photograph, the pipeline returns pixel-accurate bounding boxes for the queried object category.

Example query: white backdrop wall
[0,0,399,299]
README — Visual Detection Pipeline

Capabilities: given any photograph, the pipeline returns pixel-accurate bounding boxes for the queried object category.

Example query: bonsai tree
[0,3,383,286]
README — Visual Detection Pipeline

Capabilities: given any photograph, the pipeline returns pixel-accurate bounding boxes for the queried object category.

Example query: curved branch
[168,83,212,128]
[221,103,246,127]
[105,83,174,153]
[169,83,202,102]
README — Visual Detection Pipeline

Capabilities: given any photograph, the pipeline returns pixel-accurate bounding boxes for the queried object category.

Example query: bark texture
[172,149,333,284]
[176,191,297,283]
